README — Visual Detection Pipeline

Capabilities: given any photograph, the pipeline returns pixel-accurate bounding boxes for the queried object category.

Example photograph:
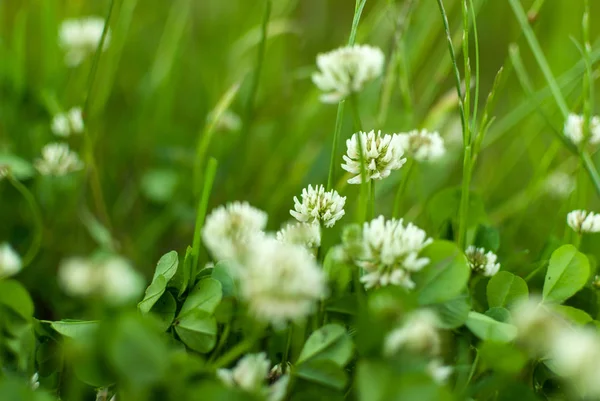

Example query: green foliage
[543,245,590,304]
[487,271,528,309]
[138,251,179,313]
[465,311,518,343]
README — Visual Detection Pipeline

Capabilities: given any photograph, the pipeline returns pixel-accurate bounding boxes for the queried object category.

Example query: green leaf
[293,360,348,390]
[211,262,238,298]
[138,275,168,314]
[171,246,193,298]
[0,154,35,180]
[543,244,590,304]
[0,280,34,319]
[179,278,222,317]
[49,320,100,340]
[485,307,512,323]
[487,271,528,309]
[296,324,353,367]
[150,291,177,332]
[154,250,179,282]
[479,341,527,374]
[465,311,517,343]
[550,304,593,325]
[174,310,217,353]
[474,225,500,252]
[432,293,471,329]
[414,240,470,305]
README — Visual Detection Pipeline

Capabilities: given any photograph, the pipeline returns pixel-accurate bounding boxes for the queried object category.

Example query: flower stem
[191,158,218,274]
[392,158,414,218]
[282,325,293,368]
[457,145,473,249]
[327,101,346,191]
[369,181,375,219]
[211,337,255,370]
[349,95,368,224]
[7,176,43,267]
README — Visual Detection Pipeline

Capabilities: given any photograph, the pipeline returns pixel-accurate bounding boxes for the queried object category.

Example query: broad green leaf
[487,271,528,308]
[543,245,590,304]
[49,320,100,339]
[485,307,512,323]
[432,293,471,329]
[293,360,348,390]
[0,280,34,319]
[211,262,238,298]
[296,324,353,367]
[0,154,35,180]
[465,311,517,343]
[150,291,177,332]
[138,275,167,314]
[171,246,193,297]
[550,305,593,325]
[479,341,527,374]
[179,278,222,317]
[474,225,500,252]
[153,250,179,281]
[414,241,470,305]
[174,310,217,353]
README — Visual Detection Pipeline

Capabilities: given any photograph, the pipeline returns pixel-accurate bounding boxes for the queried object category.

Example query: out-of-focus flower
[276,222,321,249]
[427,359,452,384]
[384,309,441,357]
[202,202,268,262]
[59,17,111,67]
[312,45,385,103]
[395,130,446,162]
[0,243,22,279]
[290,185,345,228]
[563,113,600,146]
[217,353,270,392]
[567,210,600,234]
[35,143,84,176]
[544,171,575,199]
[341,130,406,184]
[513,298,559,353]
[207,109,242,132]
[352,216,432,290]
[465,246,500,277]
[51,107,84,137]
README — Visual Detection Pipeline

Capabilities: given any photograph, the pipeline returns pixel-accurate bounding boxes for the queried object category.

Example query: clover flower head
[312,44,385,103]
[0,243,22,279]
[290,185,345,228]
[352,215,432,289]
[563,113,600,145]
[217,352,271,392]
[341,130,406,184]
[567,210,600,234]
[396,130,446,162]
[35,143,84,176]
[384,309,441,357]
[51,107,84,137]
[465,246,500,277]
[276,222,321,249]
[240,237,327,328]
[512,298,559,353]
[59,17,111,67]
[202,202,268,262]
[427,359,452,384]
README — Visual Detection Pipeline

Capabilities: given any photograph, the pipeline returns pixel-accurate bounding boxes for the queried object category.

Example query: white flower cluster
[35,143,84,176]
[290,184,346,228]
[342,130,406,184]
[395,130,446,162]
[544,171,575,199]
[51,107,84,137]
[217,352,289,401]
[465,246,500,277]
[276,222,321,249]
[59,17,111,67]
[384,310,451,384]
[203,202,328,327]
[0,243,22,279]
[563,113,600,145]
[350,215,432,290]
[567,210,600,234]
[312,45,385,103]
[202,202,268,262]
[58,256,145,305]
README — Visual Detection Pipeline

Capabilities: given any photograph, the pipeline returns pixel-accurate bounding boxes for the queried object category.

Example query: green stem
[468,0,480,132]
[349,95,368,224]
[8,176,43,267]
[392,158,414,218]
[369,181,375,219]
[211,337,256,370]
[209,323,231,363]
[191,158,218,273]
[327,101,346,191]
[282,326,293,368]
[348,0,367,46]
[464,350,479,389]
[458,145,473,249]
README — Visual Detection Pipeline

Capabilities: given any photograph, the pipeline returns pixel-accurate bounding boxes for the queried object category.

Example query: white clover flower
[276,222,321,249]
[427,359,452,384]
[563,113,600,145]
[465,246,500,277]
[217,352,271,392]
[567,210,600,234]
[544,171,575,199]
[51,107,84,137]
[240,237,327,327]
[290,185,345,228]
[384,309,441,357]
[59,17,111,67]
[0,243,22,279]
[58,256,144,305]
[341,130,406,184]
[30,372,39,391]
[35,143,84,176]
[268,374,290,401]
[512,298,559,353]
[202,202,268,262]
[312,45,385,103]
[352,216,432,290]
[395,130,446,162]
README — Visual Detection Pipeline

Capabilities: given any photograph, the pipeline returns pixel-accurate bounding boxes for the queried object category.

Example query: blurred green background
[1,0,599,318]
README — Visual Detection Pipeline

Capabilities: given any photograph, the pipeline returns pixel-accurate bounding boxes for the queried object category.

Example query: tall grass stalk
[8,176,43,267]
[191,158,218,273]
